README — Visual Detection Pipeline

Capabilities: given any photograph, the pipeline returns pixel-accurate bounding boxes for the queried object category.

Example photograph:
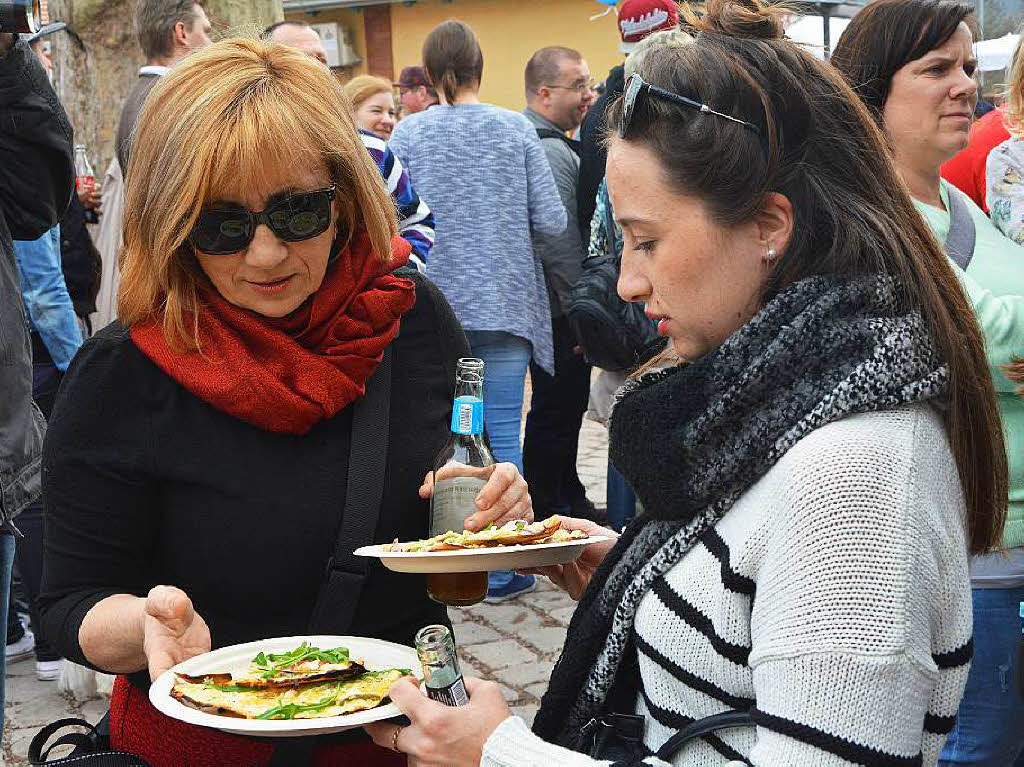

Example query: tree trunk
[48,0,283,175]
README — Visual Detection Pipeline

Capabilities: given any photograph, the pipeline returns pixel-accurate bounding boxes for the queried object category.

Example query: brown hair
[607,0,1006,553]
[524,46,582,96]
[343,74,394,109]
[830,0,974,127]
[117,38,397,351]
[1004,29,1024,137]
[135,0,201,60]
[422,20,483,104]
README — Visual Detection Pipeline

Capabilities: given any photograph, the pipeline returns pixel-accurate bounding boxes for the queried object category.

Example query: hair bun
[695,0,786,39]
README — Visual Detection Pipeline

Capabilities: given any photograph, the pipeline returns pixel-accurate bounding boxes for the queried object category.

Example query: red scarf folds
[132,233,416,435]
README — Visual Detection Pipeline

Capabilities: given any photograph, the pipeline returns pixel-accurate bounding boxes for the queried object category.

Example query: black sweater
[38,271,464,689]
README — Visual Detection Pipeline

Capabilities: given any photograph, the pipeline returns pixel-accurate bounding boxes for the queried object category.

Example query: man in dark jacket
[0,30,74,729]
[576,0,679,241]
[116,0,211,173]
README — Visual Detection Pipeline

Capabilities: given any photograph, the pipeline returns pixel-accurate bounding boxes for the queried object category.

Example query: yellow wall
[285,7,370,82]
[390,0,625,111]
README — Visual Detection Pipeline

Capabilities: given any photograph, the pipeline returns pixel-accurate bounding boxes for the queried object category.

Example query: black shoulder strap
[307,347,392,634]
[536,127,582,158]
[945,188,977,271]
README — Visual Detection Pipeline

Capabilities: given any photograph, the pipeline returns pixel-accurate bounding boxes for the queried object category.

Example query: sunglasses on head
[619,73,761,140]
[188,185,337,255]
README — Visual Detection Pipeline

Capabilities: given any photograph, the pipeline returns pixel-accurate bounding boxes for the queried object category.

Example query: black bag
[579,709,753,763]
[568,183,661,371]
[28,715,149,766]
[28,351,395,766]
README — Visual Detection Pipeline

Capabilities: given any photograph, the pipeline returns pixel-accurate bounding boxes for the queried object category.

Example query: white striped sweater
[482,404,973,766]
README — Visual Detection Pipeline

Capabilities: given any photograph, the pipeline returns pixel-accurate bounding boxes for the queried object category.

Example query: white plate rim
[354,534,612,558]
[149,634,420,736]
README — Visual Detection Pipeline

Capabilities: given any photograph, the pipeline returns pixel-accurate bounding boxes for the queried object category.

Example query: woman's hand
[519,516,618,600]
[365,676,511,766]
[78,181,102,213]
[143,585,211,681]
[419,462,533,531]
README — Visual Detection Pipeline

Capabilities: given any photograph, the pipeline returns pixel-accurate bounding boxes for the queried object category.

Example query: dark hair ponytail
[607,0,1007,554]
[422,20,484,104]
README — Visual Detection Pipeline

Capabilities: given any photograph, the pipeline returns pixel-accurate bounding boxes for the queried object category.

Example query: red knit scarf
[132,233,416,435]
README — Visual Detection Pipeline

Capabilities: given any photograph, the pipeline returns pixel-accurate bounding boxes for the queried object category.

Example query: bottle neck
[450,378,483,437]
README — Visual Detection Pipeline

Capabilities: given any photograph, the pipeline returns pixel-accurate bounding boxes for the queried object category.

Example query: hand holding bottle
[419,462,532,531]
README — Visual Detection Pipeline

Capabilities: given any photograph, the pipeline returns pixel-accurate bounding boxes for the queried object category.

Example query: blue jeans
[606,460,637,533]
[0,532,15,735]
[465,331,531,590]
[939,586,1024,765]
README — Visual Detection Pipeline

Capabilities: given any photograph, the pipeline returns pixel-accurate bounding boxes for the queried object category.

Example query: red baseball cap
[618,0,680,53]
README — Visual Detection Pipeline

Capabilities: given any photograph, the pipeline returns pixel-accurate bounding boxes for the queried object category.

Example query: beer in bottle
[427,358,492,606]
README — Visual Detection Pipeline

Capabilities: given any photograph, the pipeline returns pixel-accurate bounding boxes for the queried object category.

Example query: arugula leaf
[204,681,249,693]
[253,652,268,667]
[255,683,343,720]
[253,643,351,679]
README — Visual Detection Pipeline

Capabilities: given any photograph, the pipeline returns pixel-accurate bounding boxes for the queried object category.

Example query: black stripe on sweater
[751,709,923,766]
[640,687,748,763]
[635,632,755,710]
[700,528,756,596]
[932,639,973,669]
[651,577,751,666]
[923,712,957,735]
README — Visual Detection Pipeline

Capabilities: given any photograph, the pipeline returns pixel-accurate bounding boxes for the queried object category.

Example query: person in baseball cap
[577,0,680,241]
[395,65,439,114]
[618,0,681,53]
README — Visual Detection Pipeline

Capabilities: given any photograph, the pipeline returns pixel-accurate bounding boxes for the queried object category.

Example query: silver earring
[765,246,776,263]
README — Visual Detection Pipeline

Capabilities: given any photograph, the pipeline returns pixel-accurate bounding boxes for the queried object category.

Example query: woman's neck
[440,88,481,106]
[894,146,944,209]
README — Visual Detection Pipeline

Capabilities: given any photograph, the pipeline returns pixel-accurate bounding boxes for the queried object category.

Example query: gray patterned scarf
[532,274,949,747]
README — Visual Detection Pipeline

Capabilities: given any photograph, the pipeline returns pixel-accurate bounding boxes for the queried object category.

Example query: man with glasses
[522,46,601,523]
[395,66,438,115]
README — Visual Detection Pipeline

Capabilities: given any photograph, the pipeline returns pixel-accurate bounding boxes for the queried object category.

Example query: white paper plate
[354,535,612,573]
[149,635,420,737]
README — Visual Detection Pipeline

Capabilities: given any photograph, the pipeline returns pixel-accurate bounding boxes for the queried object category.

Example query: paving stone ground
[2,390,610,764]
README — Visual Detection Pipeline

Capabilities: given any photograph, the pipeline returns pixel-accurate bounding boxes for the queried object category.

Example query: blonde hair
[1004,28,1024,137]
[343,74,394,109]
[117,38,397,351]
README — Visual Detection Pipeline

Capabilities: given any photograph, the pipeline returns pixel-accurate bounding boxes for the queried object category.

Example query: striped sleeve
[745,408,972,766]
[359,131,434,271]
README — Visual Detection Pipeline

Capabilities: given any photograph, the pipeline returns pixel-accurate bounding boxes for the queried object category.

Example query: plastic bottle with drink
[73,144,98,224]
[426,358,492,606]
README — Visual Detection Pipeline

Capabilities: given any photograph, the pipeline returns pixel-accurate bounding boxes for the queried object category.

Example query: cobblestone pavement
[2,405,610,764]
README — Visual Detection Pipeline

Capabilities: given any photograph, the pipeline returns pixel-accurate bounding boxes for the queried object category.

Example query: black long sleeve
[0,37,74,241]
[39,272,467,686]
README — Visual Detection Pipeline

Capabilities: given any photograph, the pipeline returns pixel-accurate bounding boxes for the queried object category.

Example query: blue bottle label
[451,396,483,435]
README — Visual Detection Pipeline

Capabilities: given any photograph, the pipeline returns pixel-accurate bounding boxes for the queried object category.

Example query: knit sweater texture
[483,404,972,766]
[389,103,566,373]
[914,180,1024,548]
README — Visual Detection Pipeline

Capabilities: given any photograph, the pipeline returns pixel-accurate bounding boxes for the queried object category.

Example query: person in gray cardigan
[521,46,600,523]
[390,20,566,601]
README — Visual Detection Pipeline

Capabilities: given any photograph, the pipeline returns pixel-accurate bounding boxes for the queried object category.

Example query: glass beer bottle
[427,358,492,606]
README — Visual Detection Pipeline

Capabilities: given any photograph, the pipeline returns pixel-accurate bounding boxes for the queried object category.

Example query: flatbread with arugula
[170,642,409,720]
[382,514,588,553]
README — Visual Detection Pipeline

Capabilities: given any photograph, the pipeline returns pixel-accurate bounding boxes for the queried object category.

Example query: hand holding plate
[518,516,618,600]
[143,585,211,681]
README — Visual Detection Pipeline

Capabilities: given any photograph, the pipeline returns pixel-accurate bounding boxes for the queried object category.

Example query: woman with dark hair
[365,1,1007,764]
[389,20,566,601]
[833,6,1024,763]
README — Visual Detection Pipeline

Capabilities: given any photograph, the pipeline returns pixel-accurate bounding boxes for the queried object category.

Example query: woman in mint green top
[833,2,1024,764]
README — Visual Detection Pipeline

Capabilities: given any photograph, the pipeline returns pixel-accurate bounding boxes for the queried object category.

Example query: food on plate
[170,642,410,719]
[382,514,587,553]
[176,643,366,689]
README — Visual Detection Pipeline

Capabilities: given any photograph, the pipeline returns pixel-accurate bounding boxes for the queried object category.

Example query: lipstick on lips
[645,309,670,337]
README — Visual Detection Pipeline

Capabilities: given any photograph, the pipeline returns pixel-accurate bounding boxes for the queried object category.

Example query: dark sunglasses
[619,73,761,140]
[188,186,336,255]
